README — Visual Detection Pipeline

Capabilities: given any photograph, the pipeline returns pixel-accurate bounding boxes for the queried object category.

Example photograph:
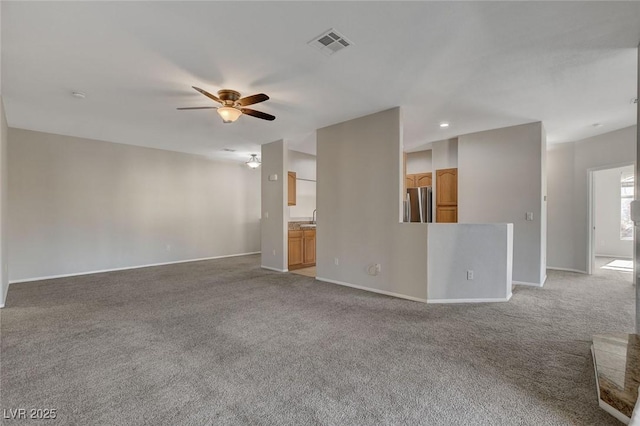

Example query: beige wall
[406,150,432,174]
[458,122,546,285]
[8,128,261,282]
[316,108,429,301]
[593,165,634,258]
[0,98,8,305]
[288,149,316,220]
[547,126,636,273]
[260,140,288,271]
[636,43,640,334]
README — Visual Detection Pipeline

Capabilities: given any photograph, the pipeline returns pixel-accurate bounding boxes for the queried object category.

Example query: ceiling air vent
[308,29,353,56]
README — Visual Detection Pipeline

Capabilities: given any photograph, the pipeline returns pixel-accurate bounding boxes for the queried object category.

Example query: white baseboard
[427,292,512,304]
[261,265,288,273]
[547,266,587,274]
[513,280,544,287]
[9,251,261,284]
[315,277,428,303]
[594,254,633,260]
[591,344,632,424]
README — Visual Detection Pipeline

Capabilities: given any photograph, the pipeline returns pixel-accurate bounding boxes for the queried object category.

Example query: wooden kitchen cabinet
[436,168,458,223]
[288,228,316,270]
[436,206,458,223]
[406,172,432,188]
[303,229,316,265]
[288,171,296,206]
[288,230,303,268]
[416,172,432,187]
[405,174,416,189]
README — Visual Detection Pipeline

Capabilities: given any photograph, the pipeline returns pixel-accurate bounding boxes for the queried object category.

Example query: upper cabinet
[288,171,296,206]
[436,168,458,223]
[406,172,432,188]
[416,172,432,187]
[406,174,416,189]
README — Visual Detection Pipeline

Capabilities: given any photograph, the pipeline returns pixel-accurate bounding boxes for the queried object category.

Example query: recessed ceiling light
[439,122,449,128]
[222,148,236,152]
[592,123,603,128]
[71,91,86,99]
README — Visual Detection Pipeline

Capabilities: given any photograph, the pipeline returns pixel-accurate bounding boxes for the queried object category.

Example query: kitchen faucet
[313,209,317,224]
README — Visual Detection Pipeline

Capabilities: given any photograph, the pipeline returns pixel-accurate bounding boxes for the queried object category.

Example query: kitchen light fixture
[217,106,243,123]
[246,154,261,169]
[439,122,449,128]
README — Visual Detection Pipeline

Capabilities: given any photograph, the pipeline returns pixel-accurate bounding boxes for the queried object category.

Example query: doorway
[589,164,634,282]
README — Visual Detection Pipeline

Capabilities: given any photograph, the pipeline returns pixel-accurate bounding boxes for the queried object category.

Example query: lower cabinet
[288,230,304,267]
[436,206,458,223]
[288,229,316,270]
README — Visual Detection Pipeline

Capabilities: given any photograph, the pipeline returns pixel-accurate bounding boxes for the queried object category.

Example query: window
[620,172,634,240]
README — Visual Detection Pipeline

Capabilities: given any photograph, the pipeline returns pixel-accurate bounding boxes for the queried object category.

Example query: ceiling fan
[177,86,275,123]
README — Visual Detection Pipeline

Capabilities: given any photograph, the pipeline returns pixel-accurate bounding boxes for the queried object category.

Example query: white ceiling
[2,1,640,161]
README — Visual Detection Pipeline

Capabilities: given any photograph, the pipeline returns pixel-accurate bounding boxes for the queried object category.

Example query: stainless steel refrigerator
[403,186,432,223]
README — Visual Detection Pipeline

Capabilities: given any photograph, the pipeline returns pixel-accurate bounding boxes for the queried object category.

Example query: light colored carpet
[1,254,634,425]
[596,256,633,282]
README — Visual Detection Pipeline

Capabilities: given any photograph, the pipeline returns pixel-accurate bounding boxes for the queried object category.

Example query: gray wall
[8,128,261,282]
[547,126,636,272]
[260,140,287,271]
[633,45,640,333]
[594,165,634,258]
[458,122,546,285]
[288,149,316,220]
[406,150,432,174]
[427,223,513,302]
[0,98,7,305]
[316,108,429,301]
[288,150,316,181]
[432,138,458,171]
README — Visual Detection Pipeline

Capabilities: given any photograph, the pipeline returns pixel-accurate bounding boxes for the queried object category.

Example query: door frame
[587,162,635,275]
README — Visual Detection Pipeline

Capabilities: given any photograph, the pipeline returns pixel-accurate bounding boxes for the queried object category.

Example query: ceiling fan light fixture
[217,106,242,123]
[246,154,261,169]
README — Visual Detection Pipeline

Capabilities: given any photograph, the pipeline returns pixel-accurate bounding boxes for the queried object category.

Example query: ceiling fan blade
[192,86,222,104]
[177,106,217,110]
[241,108,276,121]
[237,93,269,107]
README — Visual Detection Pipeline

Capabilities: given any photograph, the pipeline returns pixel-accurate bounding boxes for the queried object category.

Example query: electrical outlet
[272,249,276,256]
[526,212,534,221]
[334,258,339,265]
[368,263,381,276]
[264,211,269,219]
[467,270,474,280]
[166,244,171,251]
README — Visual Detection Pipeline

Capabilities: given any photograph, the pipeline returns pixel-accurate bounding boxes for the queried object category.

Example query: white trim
[594,254,633,260]
[9,252,261,284]
[587,162,636,276]
[591,345,632,424]
[513,280,544,287]
[0,302,4,309]
[427,292,512,304]
[547,266,588,274]
[261,265,288,273]
[598,400,630,425]
[315,277,428,303]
